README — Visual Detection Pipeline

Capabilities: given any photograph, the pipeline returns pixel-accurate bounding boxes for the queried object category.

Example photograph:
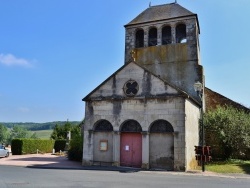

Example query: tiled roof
[126,3,195,26]
[205,87,250,113]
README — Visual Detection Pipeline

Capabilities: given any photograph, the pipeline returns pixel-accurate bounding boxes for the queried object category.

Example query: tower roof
[125,3,196,26]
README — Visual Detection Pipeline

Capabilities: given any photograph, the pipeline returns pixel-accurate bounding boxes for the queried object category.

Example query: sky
[0,0,250,123]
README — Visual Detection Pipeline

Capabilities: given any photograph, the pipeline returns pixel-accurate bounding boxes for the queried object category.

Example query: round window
[123,80,139,97]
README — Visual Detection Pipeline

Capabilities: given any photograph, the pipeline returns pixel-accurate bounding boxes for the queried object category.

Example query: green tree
[50,124,63,140]
[204,105,250,159]
[10,126,29,139]
[50,122,74,140]
[50,121,84,160]
[0,124,10,145]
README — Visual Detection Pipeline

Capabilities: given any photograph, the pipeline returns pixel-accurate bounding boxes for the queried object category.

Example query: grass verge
[204,160,250,174]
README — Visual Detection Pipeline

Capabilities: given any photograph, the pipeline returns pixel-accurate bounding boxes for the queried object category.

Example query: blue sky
[0,0,250,123]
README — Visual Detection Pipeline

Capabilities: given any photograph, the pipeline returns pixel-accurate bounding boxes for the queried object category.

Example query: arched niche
[162,25,171,45]
[176,24,187,43]
[148,27,157,46]
[94,120,113,132]
[135,29,144,48]
[120,120,142,132]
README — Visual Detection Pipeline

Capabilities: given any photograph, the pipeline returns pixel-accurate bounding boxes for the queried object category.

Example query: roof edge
[82,61,200,106]
[124,14,200,34]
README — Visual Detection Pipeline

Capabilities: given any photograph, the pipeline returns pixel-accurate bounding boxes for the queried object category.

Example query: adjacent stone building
[82,3,204,171]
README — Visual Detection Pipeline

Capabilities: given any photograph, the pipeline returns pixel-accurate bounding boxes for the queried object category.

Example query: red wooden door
[120,133,142,168]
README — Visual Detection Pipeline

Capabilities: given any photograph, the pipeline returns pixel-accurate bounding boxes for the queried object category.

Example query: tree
[50,124,63,140]
[10,126,30,139]
[50,121,84,160]
[50,122,76,140]
[0,124,10,145]
[2,125,38,145]
[204,105,250,159]
[68,123,83,161]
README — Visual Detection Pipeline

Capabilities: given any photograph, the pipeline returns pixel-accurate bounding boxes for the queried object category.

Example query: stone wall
[185,99,199,170]
[124,16,200,65]
[93,132,113,164]
[124,16,203,103]
[83,96,187,170]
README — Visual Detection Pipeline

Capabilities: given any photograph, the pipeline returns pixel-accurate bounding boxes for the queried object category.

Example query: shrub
[204,105,250,160]
[68,131,83,161]
[11,139,23,155]
[54,139,66,152]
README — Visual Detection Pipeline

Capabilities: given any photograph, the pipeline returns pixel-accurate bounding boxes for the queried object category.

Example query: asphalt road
[0,166,250,188]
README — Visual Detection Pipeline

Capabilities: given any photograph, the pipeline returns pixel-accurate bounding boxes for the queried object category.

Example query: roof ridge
[150,2,176,8]
[125,3,196,26]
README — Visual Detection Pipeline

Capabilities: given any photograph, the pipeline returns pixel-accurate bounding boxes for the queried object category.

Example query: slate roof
[125,3,196,26]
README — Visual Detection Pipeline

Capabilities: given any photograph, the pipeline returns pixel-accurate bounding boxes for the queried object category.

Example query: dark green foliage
[50,122,82,140]
[11,139,55,155]
[50,124,66,140]
[11,139,23,155]
[204,105,250,160]
[54,140,66,152]
[50,121,84,160]
[0,124,10,145]
[68,124,83,161]
[68,133,83,161]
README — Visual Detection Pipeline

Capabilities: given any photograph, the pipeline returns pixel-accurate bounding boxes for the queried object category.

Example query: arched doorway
[149,120,174,170]
[93,120,113,164]
[120,120,142,168]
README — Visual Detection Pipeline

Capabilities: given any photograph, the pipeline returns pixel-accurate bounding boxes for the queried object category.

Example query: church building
[82,2,204,171]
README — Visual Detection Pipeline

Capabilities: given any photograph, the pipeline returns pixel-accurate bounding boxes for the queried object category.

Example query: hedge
[11,139,55,155]
[54,139,66,152]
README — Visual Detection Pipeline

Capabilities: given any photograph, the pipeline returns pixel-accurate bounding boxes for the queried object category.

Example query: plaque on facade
[99,140,108,151]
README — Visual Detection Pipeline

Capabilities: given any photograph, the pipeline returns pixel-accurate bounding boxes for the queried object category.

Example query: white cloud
[0,53,33,67]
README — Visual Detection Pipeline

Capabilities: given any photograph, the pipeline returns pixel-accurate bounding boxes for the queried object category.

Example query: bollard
[37,149,38,154]
[52,148,55,154]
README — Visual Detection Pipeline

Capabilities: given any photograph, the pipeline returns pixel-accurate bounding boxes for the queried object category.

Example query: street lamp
[193,81,205,172]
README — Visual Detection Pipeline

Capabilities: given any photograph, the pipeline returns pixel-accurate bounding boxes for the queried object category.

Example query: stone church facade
[82,3,204,171]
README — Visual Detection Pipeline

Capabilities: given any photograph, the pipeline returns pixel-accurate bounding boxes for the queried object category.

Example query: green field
[32,130,53,139]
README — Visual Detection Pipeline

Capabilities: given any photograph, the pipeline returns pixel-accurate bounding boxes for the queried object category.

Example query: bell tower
[124,3,204,101]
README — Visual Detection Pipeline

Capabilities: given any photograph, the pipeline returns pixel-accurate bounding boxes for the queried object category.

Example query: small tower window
[148,27,157,46]
[135,29,144,48]
[176,24,187,43]
[162,26,171,45]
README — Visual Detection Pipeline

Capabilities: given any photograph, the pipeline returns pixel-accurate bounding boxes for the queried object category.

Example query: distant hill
[0,121,81,131]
